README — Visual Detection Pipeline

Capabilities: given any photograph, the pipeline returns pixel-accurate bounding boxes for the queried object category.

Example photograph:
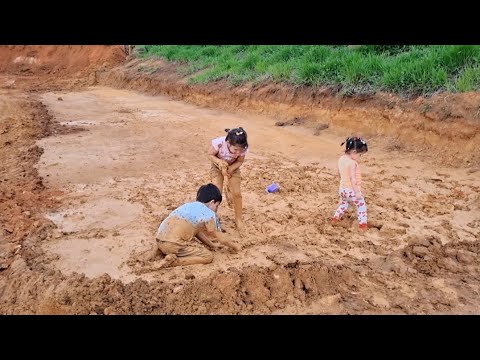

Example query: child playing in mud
[332,136,368,230]
[209,127,249,230]
[154,183,241,268]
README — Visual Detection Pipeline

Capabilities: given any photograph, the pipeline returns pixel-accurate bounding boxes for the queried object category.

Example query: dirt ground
[0,46,479,314]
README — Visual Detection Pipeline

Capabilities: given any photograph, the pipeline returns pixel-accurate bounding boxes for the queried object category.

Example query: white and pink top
[211,136,248,165]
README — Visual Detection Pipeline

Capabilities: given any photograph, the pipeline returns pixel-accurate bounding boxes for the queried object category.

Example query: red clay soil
[0,46,479,314]
[0,45,126,91]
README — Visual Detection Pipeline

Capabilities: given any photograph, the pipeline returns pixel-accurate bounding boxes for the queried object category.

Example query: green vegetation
[139,45,480,95]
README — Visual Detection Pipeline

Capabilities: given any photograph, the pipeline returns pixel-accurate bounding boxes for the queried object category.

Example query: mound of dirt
[0,46,125,76]
[0,89,85,270]
[401,236,480,276]
[0,46,126,91]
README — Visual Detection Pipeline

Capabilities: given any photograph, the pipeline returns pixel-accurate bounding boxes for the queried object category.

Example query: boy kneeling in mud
[153,183,241,268]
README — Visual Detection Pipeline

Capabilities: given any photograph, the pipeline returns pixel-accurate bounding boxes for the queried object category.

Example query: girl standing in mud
[208,127,248,230]
[332,136,368,230]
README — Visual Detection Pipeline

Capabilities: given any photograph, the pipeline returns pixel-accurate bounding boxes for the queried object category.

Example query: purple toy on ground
[266,183,280,193]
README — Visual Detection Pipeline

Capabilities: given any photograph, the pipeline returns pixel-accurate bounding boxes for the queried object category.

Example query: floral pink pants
[333,188,367,225]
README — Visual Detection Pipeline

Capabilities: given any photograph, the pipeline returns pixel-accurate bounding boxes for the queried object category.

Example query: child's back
[338,154,362,191]
[157,201,220,243]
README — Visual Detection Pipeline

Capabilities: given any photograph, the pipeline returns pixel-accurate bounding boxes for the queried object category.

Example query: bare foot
[142,247,160,262]
[159,254,178,268]
[127,247,158,267]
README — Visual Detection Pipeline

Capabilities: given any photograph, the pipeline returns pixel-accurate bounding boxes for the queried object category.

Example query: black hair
[341,136,368,154]
[225,127,248,149]
[196,183,222,204]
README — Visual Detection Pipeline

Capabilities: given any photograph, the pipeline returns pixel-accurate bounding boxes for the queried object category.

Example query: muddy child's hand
[219,160,229,169]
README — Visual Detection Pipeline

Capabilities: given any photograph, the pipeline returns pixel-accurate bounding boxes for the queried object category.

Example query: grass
[139,45,480,95]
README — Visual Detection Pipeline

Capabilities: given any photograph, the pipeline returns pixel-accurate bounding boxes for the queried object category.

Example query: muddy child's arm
[196,231,218,250]
[227,156,245,174]
[349,162,362,198]
[208,145,229,170]
[211,231,241,253]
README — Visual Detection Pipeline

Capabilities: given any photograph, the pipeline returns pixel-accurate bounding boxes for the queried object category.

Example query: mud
[0,46,479,314]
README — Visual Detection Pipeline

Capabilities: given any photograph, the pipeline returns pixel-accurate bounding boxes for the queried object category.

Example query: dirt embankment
[99,58,480,168]
[0,45,126,91]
